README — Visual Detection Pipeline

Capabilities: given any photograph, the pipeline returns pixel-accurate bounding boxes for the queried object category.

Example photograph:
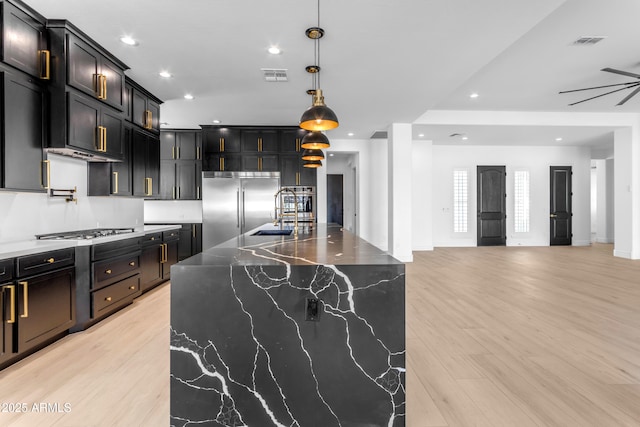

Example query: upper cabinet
[66,33,125,111]
[127,78,161,134]
[279,128,308,153]
[0,0,49,80]
[46,20,129,161]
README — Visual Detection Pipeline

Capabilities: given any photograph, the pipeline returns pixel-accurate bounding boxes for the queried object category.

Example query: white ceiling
[25,0,640,153]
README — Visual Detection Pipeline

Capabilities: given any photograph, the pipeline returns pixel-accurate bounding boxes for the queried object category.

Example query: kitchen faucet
[274,187,298,239]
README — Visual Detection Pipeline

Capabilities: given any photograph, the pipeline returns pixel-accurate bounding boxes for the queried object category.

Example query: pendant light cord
[317,0,321,90]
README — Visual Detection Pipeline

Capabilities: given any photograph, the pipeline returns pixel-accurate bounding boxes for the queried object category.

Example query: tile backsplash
[0,154,143,243]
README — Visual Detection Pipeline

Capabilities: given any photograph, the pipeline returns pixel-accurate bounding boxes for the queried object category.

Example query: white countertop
[0,225,181,261]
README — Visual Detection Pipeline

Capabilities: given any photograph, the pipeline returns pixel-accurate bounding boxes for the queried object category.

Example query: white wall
[431,145,591,247]
[144,200,203,223]
[594,159,615,243]
[614,128,632,257]
[411,141,433,250]
[0,154,143,243]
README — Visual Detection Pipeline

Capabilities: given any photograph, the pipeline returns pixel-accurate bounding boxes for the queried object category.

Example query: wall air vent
[261,68,288,82]
[370,130,388,139]
[572,36,606,46]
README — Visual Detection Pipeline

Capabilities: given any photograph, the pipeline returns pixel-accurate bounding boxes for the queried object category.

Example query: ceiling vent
[572,36,606,46]
[261,68,288,82]
[449,133,464,137]
[370,130,388,139]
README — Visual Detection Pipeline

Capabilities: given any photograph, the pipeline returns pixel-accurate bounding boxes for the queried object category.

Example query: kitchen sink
[252,229,293,236]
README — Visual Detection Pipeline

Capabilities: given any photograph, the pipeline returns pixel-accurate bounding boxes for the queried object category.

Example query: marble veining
[171,225,405,427]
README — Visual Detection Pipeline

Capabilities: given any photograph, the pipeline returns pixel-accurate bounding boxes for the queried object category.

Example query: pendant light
[299,0,339,131]
[303,160,322,168]
[301,148,325,161]
[300,130,330,149]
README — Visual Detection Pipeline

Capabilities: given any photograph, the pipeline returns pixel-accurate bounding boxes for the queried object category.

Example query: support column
[614,124,640,259]
[388,123,413,262]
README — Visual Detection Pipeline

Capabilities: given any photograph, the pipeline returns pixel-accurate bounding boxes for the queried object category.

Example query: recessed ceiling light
[555,137,563,141]
[268,46,281,55]
[159,71,172,78]
[329,153,334,157]
[347,132,354,137]
[418,133,425,137]
[184,94,194,100]
[212,120,221,124]
[469,93,479,98]
[461,136,469,140]
[120,36,138,46]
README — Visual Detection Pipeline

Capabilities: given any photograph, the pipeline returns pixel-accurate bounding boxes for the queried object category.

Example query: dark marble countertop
[178,223,402,266]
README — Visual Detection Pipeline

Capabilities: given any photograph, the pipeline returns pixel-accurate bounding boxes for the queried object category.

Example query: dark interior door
[550,166,572,245]
[477,166,506,246]
[327,174,344,225]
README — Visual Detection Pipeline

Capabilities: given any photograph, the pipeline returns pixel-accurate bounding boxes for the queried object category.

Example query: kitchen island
[170,224,406,427]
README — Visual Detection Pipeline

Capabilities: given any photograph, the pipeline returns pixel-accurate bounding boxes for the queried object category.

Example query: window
[453,170,468,233]
[514,170,530,233]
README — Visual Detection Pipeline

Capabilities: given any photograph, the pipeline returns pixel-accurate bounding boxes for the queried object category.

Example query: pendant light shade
[299,89,339,131]
[301,149,325,161]
[301,131,330,149]
[303,160,322,168]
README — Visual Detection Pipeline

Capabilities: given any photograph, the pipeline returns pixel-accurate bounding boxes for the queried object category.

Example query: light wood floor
[1,244,640,426]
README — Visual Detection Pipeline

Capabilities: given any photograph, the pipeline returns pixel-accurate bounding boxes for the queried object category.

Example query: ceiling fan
[559,68,640,106]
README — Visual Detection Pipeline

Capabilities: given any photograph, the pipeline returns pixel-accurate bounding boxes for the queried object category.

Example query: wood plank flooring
[1,244,640,426]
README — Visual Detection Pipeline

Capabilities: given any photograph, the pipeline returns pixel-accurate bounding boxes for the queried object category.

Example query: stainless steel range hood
[45,147,122,162]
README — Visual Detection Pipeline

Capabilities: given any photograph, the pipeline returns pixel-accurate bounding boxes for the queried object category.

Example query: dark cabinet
[280,154,317,186]
[11,248,75,361]
[177,223,202,261]
[132,129,160,198]
[241,129,278,152]
[242,154,279,172]
[87,123,133,197]
[67,92,123,160]
[1,0,49,80]
[139,230,179,291]
[203,127,241,154]
[159,130,202,200]
[0,67,47,191]
[17,267,75,352]
[0,259,15,366]
[125,79,162,134]
[66,32,125,111]
[279,128,307,153]
[209,154,241,172]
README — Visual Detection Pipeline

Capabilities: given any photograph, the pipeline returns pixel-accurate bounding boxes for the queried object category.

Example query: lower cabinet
[140,229,179,292]
[1,249,76,369]
[178,223,202,261]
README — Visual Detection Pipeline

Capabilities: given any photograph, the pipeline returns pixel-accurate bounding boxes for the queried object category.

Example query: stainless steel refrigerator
[202,171,280,249]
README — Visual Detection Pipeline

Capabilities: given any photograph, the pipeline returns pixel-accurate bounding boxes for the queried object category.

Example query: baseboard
[412,245,434,251]
[613,249,632,259]
[595,237,614,244]
[572,240,591,247]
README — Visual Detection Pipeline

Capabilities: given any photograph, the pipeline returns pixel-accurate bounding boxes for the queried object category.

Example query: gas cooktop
[36,228,136,240]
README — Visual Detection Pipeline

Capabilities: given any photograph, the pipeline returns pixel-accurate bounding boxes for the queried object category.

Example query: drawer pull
[19,281,28,318]
[129,262,135,266]
[129,286,136,290]
[105,297,112,302]
[46,257,55,264]
[105,269,112,274]
[4,285,16,324]
[150,237,155,241]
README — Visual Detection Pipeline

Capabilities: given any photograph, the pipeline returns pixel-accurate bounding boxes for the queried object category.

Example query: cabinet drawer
[163,230,180,241]
[92,274,140,318]
[142,232,162,245]
[0,259,13,282]
[91,237,140,261]
[93,253,140,288]
[16,248,74,278]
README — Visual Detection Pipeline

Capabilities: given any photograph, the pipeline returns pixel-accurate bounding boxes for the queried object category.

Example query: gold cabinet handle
[105,269,112,274]
[145,177,153,196]
[105,296,112,302]
[129,261,135,266]
[96,126,107,152]
[112,171,119,194]
[258,137,262,152]
[46,257,55,264]
[144,110,153,130]
[192,224,196,238]
[550,214,558,218]
[258,157,263,171]
[129,286,136,290]
[4,285,16,324]
[99,74,107,100]
[150,237,155,241]
[19,281,28,318]
[172,187,176,200]
[197,186,200,199]
[220,157,225,171]
[196,146,201,160]
[38,49,50,80]
[41,160,50,189]
[296,138,301,152]
[296,172,300,185]
[171,146,175,159]
[220,137,225,152]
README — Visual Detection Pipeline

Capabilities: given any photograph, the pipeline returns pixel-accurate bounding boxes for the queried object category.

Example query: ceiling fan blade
[617,84,640,105]
[568,83,640,106]
[601,67,640,79]
[559,81,638,94]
